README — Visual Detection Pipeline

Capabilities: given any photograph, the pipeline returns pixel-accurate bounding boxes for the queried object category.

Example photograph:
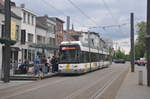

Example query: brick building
[49,17,64,45]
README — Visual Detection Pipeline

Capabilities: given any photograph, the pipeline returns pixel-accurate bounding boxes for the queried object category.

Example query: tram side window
[101,54,104,61]
[91,53,97,62]
[80,51,89,63]
[106,55,110,61]
[104,55,109,61]
[80,51,85,63]
[96,53,100,61]
[100,54,103,61]
[86,52,90,62]
[98,54,102,61]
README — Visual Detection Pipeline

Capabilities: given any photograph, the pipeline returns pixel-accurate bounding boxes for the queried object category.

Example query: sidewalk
[116,65,150,99]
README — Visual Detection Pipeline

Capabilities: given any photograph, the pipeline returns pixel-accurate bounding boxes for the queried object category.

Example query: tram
[58,41,111,74]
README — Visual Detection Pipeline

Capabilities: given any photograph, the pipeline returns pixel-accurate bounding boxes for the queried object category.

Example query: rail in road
[0,63,129,99]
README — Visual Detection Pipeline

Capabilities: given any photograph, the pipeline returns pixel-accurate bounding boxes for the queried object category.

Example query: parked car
[113,59,126,64]
[137,58,147,66]
[135,60,139,64]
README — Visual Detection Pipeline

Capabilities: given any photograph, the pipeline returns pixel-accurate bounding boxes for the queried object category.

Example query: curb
[9,73,58,81]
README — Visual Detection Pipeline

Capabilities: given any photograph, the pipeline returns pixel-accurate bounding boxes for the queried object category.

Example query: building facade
[35,16,57,57]
[49,17,64,45]
[0,3,22,77]
[12,5,36,63]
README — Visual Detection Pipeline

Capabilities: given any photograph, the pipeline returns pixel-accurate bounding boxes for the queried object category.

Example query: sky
[12,0,147,54]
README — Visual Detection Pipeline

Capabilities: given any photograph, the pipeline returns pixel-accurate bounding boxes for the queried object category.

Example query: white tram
[58,41,111,74]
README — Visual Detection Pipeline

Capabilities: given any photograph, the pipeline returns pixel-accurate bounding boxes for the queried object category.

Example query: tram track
[0,67,112,99]
[64,67,126,99]
[0,64,129,99]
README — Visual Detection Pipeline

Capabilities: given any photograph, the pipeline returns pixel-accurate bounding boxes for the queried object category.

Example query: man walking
[51,56,57,73]
[34,56,40,76]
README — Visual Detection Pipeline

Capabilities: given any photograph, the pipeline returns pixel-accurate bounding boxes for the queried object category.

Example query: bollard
[138,70,143,85]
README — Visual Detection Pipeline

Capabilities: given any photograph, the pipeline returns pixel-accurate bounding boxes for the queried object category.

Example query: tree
[135,21,147,59]
[113,48,126,59]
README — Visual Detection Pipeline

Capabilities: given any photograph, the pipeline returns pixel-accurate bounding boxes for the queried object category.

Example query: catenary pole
[146,0,150,87]
[130,13,135,72]
[2,0,11,82]
[88,30,91,71]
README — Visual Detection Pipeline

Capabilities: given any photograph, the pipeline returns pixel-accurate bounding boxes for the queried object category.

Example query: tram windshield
[59,45,80,63]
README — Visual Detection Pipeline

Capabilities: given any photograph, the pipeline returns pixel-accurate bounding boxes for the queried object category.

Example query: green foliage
[135,21,147,59]
[113,49,126,59]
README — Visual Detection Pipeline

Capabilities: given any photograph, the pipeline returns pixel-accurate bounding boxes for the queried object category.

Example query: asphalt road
[0,63,129,99]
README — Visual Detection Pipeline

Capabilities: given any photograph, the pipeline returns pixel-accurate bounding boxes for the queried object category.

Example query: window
[49,37,55,46]
[28,13,30,24]
[32,16,34,25]
[28,33,33,43]
[42,37,45,44]
[80,51,89,63]
[37,35,42,44]
[47,23,55,33]
[59,45,80,64]
[16,25,20,41]
[24,49,27,60]
[1,24,5,38]
[21,30,26,44]
[23,12,26,23]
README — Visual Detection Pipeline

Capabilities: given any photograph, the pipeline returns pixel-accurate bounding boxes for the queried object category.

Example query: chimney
[72,24,74,30]
[0,0,5,5]
[66,16,70,31]
[20,3,25,8]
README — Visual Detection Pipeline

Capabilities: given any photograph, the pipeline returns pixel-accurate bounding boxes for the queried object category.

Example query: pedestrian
[51,56,57,73]
[41,56,47,74]
[55,56,59,72]
[47,57,51,72]
[34,56,40,76]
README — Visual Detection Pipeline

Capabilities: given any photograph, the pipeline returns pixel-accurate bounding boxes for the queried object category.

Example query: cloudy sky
[12,0,147,54]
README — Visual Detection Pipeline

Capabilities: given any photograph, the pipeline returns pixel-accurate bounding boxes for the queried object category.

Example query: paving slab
[116,65,150,99]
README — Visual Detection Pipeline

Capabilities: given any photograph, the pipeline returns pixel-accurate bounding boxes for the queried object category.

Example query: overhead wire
[101,0,118,24]
[26,0,132,31]
[100,0,125,33]
[67,0,98,26]
[41,0,86,28]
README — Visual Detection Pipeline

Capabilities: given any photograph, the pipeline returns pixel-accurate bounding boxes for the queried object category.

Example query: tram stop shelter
[29,43,59,57]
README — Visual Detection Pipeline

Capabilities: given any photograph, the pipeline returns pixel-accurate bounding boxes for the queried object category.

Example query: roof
[49,17,64,23]
[36,16,48,30]
[22,8,37,16]
[84,32,100,37]
[0,4,21,20]
[36,19,48,30]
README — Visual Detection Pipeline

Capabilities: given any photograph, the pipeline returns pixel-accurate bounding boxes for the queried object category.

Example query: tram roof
[61,41,82,45]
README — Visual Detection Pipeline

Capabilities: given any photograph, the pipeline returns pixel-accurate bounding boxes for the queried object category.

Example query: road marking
[63,70,117,99]
[1,78,67,99]
[90,69,128,99]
